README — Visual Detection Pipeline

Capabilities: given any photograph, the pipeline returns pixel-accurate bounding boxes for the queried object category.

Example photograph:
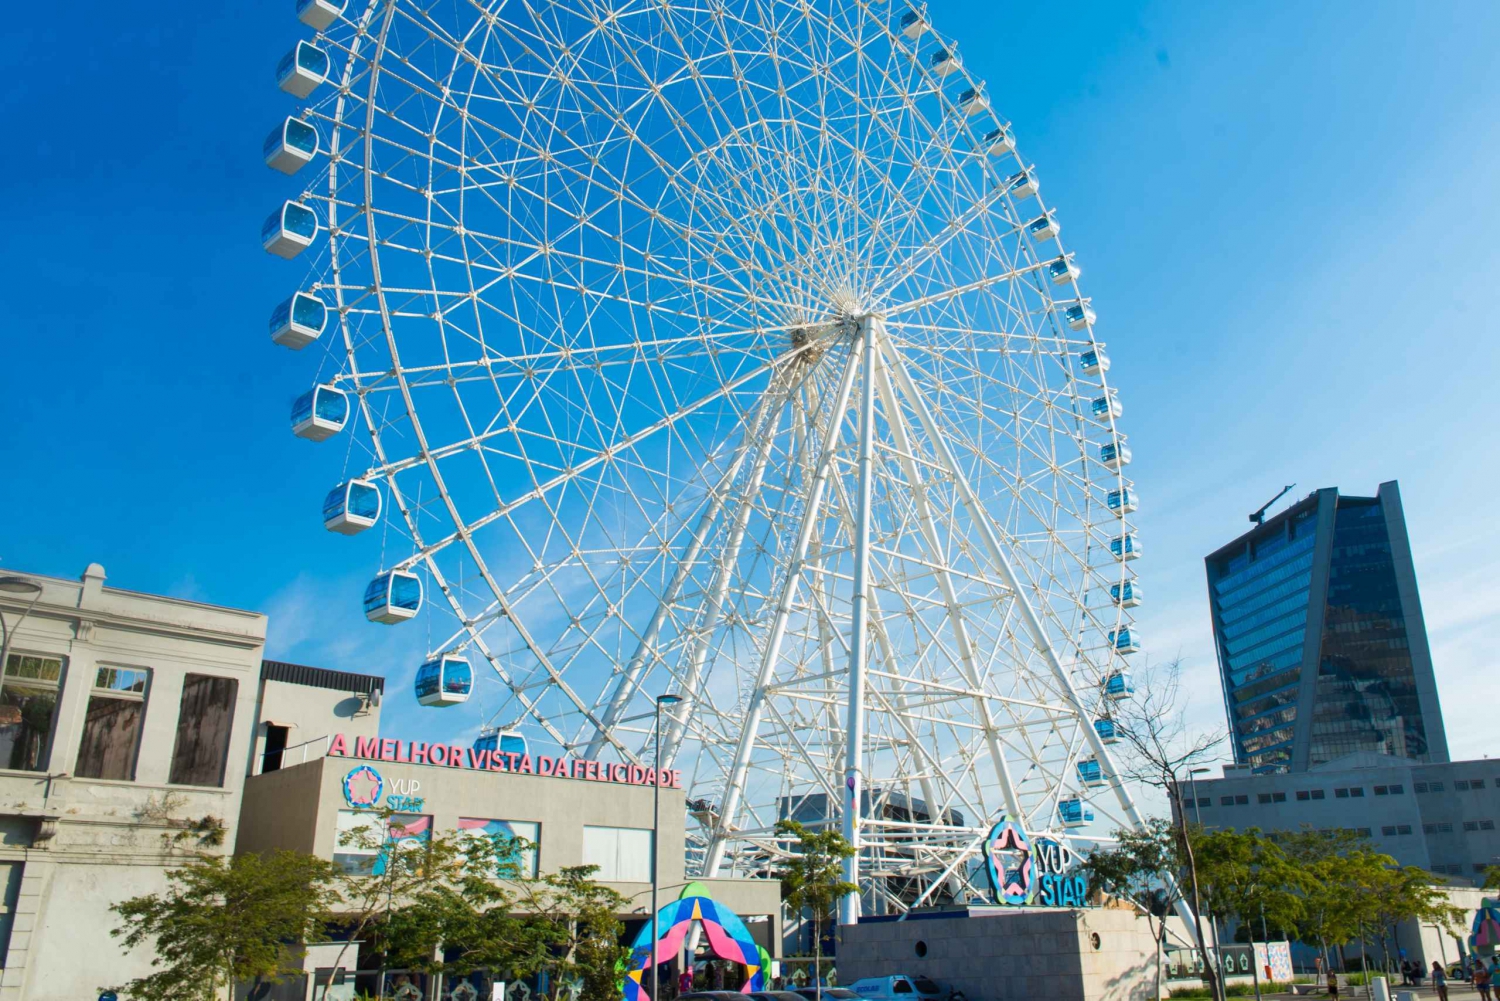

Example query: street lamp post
[653,694,683,1001]
[0,577,44,685]
[1186,767,1226,1001]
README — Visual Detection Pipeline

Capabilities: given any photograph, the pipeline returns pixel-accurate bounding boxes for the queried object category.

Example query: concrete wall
[237,754,783,952]
[0,562,267,1001]
[840,907,1156,1001]
[247,674,382,777]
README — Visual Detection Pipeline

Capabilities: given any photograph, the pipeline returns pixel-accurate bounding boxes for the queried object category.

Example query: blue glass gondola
[276,40,329,98]
[1110,533,1141,562]
[415,655,472,708]
[1108,628,1141,655]
[270,291,329,349]
[262,201,319,260]
[1107,487,1137,515]
[297,0,347,30]
[1080,346,1110,375]
[985,127,1014,156]
[1093,718,1121,744]
[899,9,926,38]
[959,87,987,116]
[474,730,528,758]
[1006,170,1038,200]
[1099,441,1131,469]
[1059,798,1094,829]
[1049,255,1080,284]
[1065,302,1096,330]
[364,570,423,623]
[1027,213,1059,242]
[1091,392,1121,421]
[1110,581,1142,608]
[264,116,320,175]
[1104,670,1136,699]
[291,384,348,441]
[323,478,381,535]
[930,49,959,76]
[1076,758,1106,788]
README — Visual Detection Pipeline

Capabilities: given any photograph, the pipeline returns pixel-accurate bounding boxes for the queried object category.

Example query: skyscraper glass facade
[1205,483,1443,773]
[1209,505,1318,772]
[1308,499,1430,765]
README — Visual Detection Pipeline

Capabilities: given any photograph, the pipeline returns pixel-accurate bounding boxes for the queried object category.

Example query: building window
[1198,797,1211,808]
[75,667,149,781]
[1221,796,1235,806]
[458,819,540,877]
[334,811,432,875]
[1375,785,1388,796]
[1335,788,1349,799]
[1350,787,1364,797]
[1482,820,1495,831]
[1382,825,1397,836]
[168,674,238,787]
[1423,822,1454,835]
[1258,793,1272,805]
[1430,782,1446,792]
[1356,827,1372,837]
[1414,782,1429,793]
[1235,795,1249,805]
[262,724,289,773]
[1473,779,1487,789]
[1397,824,1412,835]
[1389,784,1404,795]
[1456,780,1471,791]
[1464,821,1480,832]
[1296,790,1310,801]
[1312,789,1325,800]
[0,655,64,772]
[1272,792,1287,802]
[582,826,653,882]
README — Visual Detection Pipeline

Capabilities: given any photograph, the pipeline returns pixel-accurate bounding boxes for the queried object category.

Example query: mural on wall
[623,882,765,1001]
[1471,899,1500,952]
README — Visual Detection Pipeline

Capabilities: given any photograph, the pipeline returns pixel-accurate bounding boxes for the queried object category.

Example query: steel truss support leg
[871,351,1026,824]
[882,341,1151,830]
[703,331,866,878]
[839,316,879,925]
[583,378,787,761]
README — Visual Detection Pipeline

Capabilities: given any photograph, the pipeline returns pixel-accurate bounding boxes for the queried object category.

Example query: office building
[1205,481,1447,774]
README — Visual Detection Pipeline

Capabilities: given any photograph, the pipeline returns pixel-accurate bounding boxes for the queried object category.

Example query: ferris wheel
[262,0,1150,911]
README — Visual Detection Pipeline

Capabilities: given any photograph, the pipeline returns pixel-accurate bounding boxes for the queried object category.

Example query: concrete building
[1180,754,1500,884]
[1205,481,1447,773]
[0,563,268,1001]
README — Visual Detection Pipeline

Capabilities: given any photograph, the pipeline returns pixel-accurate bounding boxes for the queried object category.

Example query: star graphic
[345,768,382,806]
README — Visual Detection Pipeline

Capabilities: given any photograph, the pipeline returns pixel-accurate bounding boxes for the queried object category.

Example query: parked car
[791,990,861,1000]
[749,992,810,1001]
[847,976,946,1001]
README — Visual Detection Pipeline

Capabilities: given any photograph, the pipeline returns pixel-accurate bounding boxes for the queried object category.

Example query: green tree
[519,865,632,1001]
[1081,818,1181,1000]
[775,819,856,1000]
[372,834,553,988]
[110,849,340,1001]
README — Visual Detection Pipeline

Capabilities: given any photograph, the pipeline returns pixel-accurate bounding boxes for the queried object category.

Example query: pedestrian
[679,968,694,995]
[1474,962,1492,1001]
[1327,971,1339,1001]
[1433,961,1448,1001]
[1400,960,1410,986]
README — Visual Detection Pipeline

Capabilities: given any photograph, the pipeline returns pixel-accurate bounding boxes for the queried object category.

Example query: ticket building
[237,676,783,997]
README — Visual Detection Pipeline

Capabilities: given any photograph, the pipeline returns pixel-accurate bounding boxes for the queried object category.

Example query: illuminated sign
[327,733,683,789]
[983,817,1089,908]
[343,765,383,807]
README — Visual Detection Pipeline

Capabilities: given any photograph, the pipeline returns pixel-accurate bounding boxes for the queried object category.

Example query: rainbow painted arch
[623,884,766,1001]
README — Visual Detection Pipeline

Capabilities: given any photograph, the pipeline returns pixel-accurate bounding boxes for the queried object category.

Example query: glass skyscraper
[1205,482,1448,773]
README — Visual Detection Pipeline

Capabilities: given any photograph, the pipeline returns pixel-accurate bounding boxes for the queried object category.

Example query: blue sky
[2,1,1498,768]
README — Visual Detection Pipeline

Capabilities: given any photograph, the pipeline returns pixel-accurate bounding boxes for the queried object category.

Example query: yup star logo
[343,765,384,808]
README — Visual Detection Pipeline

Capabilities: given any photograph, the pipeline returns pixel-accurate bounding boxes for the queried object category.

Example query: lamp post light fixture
[653,693,683,1001]
[0,576,43,686]
[1185,766,1225,1001]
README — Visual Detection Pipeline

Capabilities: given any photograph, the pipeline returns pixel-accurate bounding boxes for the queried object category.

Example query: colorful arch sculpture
[1471,898,1500,951]
[623,882,766,1001]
